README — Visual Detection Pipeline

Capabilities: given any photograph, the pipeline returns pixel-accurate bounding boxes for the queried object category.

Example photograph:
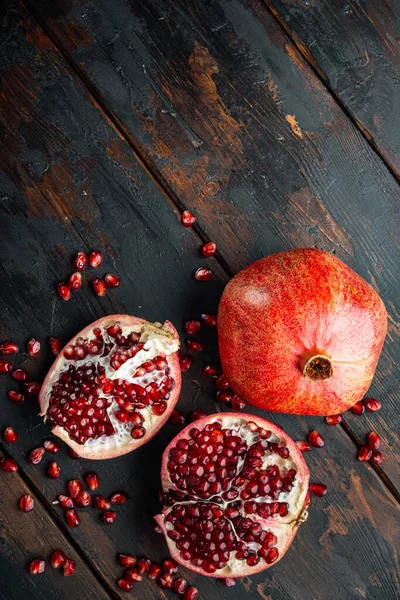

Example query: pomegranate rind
[155,412,310,578]
[39,315,181,459]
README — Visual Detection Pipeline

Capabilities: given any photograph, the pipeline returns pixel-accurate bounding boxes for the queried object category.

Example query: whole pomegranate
[39,315,181,459]
[155,413,310,578]
[218,249,387,416]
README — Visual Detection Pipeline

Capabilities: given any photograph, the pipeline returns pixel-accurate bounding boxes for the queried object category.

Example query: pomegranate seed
[296,441,311,452]
[74,252,88,270]
[56,282,71,301]
[358,445,372,462]
[179,355,193,372]
[68,480,84,499]
[47,461,61,479]
[92,278,107,296]
[350,401,365,416]
[29,559,45,575]
[110,491,128,505]
[0,341,19,355]
[19,494,34,512]
[43,440,60,453]
[49,337,62,355]
[368,431,381,450]
[27,338,41,357]
[1,457,18,472]
[85,472,99,491]
[11,368,28,381]
[181,210,196,227]
[93,495,111,510]
[50,549,66,568]
[201,313,217,326]
[201,242,217,257]
[58,495,74,508]
[203,365,218,377]
[102,510,116,524]
[131,426,146,439]
[3,427,18,443]
[370,450,385,466]
[325,414,342,426]
[117,579,132,592]
[308,430,325,448]
[184,320,201,335]
[189,410,206,422]
[89,250,103,268]
[29,447,45,465]
[215,374,229,390]
[231,395,246,410]
[118,554,137,567]
[194,267,212,281]
[75,490,92,507]
[0,359,12,373]
[162,559,178,574]
[170,409,186,425]
[158,573,174,589]
[125,567,143,582]
[173,578,188,594]
[68,272,82,290]
[216,390,233,403]
[184,587,199,600]
[148,563,161,580]
[63,558,76,576]
[24,381,41,396]
[104,273,120,288]
[221,578,236,587]
[364,398,381,412]
[309,483,327,497]
[68,448,80,459]
[137,557,151,574]
[186,338,204,352]
[65,509,80,527]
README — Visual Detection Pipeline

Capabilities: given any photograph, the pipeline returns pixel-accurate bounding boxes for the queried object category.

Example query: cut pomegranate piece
[173,577,187,594]
[3,427,18,443]
[0,359,13,373]
[184,320,201,335]
[155,413,309,578]
[358,446,372,462]
[43,440,60,453]
[49,337,63,356]
[118,554,137,567]
[104,273,120,288]
[370,450,385,466]
[117,579,132,592]
[325,414,342,426]
[181,210,196,227]
[102,510,116,524]
[201,242,216,257]
[309,483,327,497]
[47,461,61,479]
[85,472,99,491]
[74,252,88,271]
[308,430,324,448]
[92,278,107,297]
[368,432,381,450]
[27,338,41,357]
[39,316,181,459]
[29,447,45,465]
[65,509,80,527]
[63,558,76,576]
[350,401,365,416]
[110,491,128,505]
[57,283,71,301]
[68,272,82,291]
[194,267,212,281]
[89,250,103,268]
[50,549,66,568]
[0,341,19,355]
[8,390,25,404]
[202,314,217,327]
[29,559,45,575]
[364,398,381,412]
[170,409,186,425]
[19,494,35,512]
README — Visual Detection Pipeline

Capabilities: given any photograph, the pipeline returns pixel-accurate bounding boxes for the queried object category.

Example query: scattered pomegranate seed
[162,559,178,575]
[173,578,188,594]
[308,430,325,448]
[201,313,217,326]
[68,272,82,291]
[231,395,246,410]
[89,250,103,268]
[0,359,13,373]
[148,563,161,580]
[11,368,28,381]
[68,480,84,499]
[47,461,61,479]
[92,278,107,296]
[65,509,80,527]
[325,414,342,426]
[184,587,199,600]
[137,557,151,574]
[203,365,218,377]
[296,441,311,452]
[29,559,45,575]
[370,450,385,466]
[50,549,66,568]
[189,410,206,422]
[158,573,174,589]
[181,210,196,227]
[309,483,327,497]
[104,273,120,288]
[201,242,217,257]
[43,440,60,454]
[215,374,229,390]
[93,495,111,510]
[194,267,212,281]
[56,282,71,301]
[3,427,18,443]
[118,554,137,567]
[23,381,41,396]
[186,338,204,352]
[49,337,62,355]
[221,578,236,587]
[102,510,117,524]
[85,472,99,491]
[350,401,365,416]
[125,567,143,582]
[74,252,88,270]
[364,398,381,412]
[179,355,193,372]
[75,490,92,508]
[170,409,186,425]
[368,431,381,450]
[0,341,19,355]
[358,445,372,461]
[27,338,41,357]
[19,494,34,512]
[68,448,80,459]
[184,320,201,335]
[58,495,74,508]
[29,447,45,465]
[216,391,233,403]
[117,579,133,592]
[63,558,76,576]
[110,491,128,505]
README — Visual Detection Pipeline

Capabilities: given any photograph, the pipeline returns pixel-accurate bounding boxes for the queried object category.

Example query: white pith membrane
[40,317,180,459]
[156,414,309,578]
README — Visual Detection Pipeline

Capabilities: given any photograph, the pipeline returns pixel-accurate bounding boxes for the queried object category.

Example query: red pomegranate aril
[325,414,342,426]
[0,359,12,373]
[43,440,60,454]
[179,355,193,372]
[110,491,128,505]
[204,365,218,378]
[215,374,229,390]
[184,587,199,600]
[162,559,178,575]
[137,557,151,574]
[189,410,206,422]
[221,578,236,587]
[19,494,34,512]
[194,267,212,281]
[216,391,233,403]
[27,338,41,357]
[3,427,18,443]
[68,272,82,291]
[364,398,381,412]
[29,447,45,465]
[75,490,92,508]
[308,430,325,448]
[368,432,381,450]
[173,577,187,594]
[118,554,137,567]
[170,409,186,425]
[296,441,311,452]
[370,450,385,466]
[50,549,66,568]
[65,509,80,527]
[1,457,18,472]
[158,573,174,589]
[11,368,28,381]
[68,480,84,499]
[58,495,74,508]
[125,567,143,582]
[92,278,107,296]
[48,461,61,479]
[85,472,99,491]
[181,210,196,227]
[184,320,201,335]
[201,313,217,327]
[63,558,76,576]
[57,283,71,301]
[117,579,133,592]
[89,250,103,268]
[309,483,327,497]
[358,445,372,462]
[74,252,88,270]
[201,242,216,257]
[68,448,80,459]
[350,401,365,416]
[0,341,19,355]
[29,559,45,575]
[24,381,41,396]
[186,338,204,352]
[148,563,161,580]
[231,395,246,410]
[93,495,111,510]
[102,510,117,524]
[104,273,120,288]
[49,337,62,355]
[131,427,146,439]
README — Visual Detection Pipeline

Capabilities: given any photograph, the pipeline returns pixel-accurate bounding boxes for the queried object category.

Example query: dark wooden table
[0,1,399,598]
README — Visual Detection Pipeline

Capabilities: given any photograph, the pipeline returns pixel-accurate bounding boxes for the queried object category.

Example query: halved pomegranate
[155,413,309,578]
[39,315,181,459]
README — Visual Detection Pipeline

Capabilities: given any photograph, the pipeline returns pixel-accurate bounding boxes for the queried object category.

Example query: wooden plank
[264,0,400,177]
[20,0,400,487]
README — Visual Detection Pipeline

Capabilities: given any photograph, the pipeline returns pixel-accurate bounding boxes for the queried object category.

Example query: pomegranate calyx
[302,353,333,381]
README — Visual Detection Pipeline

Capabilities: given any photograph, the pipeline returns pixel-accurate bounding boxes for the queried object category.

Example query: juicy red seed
[0,359,13,373]
[221,578,236,587]
[181,210,196,227]
[43,440,60,453]
[179,356,193,372]
[364,398,381,412]
[117,579,132,592]
[29,559,45,575]
[110,491,128,505]
[173,578,188,594]
[358,445,372,462]
[162,559,178,574]
[68,480,84,499]
[215,374,229,390]
[184,320,201,335]
[19,494,34,512]
[184,587,199,600]
[137,558,151,574]
[0,458,18,472]
[131,427,146,439]
[201,313,217,327]
[158,573,174,589]
[65,509,80,527]
[68,272,82,291]
[74,252,88,270]
[368,432,381,450]
[63,558,76,576]
[118,554,137,567]
[186,338,204,352]
[296,441,311,452]
[75,490,92,508]
[148,563,161,580]
[216,390,233,403]
[194,267,212,281]
[49,337,62,355]
[29,447,45,465]
[125,567,143,582]
[23,381,41,396]
[201,242,217,257]
[68,448,80,460]
[48,461,61,479]
[11,368,28,381]
[102,511,117,524]
[0,341,19,355]
[350,401,365,416]
[170,409,186,425]
[27,338,41,357]
[231,395,246,410]
[89,250,103,268]
[325,414,342,426]
[85,472,99,491]
[310,483,327,497]
[93,496,111,510]
[104,273,120,288]
[58,495,74,508]
[92,278,107,296]
[50,549,66,568]
[3,427,18,443]
[203,365,218,377]
[189,410,206,422]
[56,282,71,301]
[370,450,385,466]
[308,430,325,448]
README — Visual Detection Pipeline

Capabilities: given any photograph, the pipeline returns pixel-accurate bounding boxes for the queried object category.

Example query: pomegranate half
[155,413,309,578]
[218,249,387,416]
[39,315,181,459]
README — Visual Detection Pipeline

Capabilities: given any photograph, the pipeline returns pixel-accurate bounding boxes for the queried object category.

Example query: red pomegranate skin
[218,249,387,416]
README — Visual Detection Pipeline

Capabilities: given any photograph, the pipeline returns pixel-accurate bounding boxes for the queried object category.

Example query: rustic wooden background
[0,0,399,598]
